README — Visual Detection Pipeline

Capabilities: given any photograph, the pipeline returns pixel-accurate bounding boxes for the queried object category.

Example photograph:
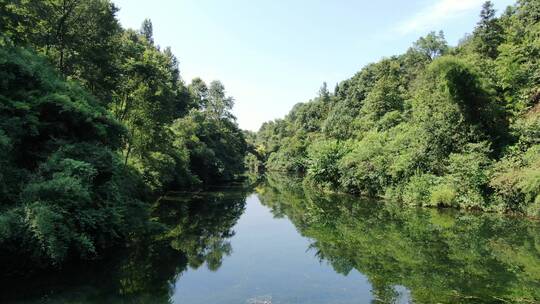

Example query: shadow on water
[0,185,251,304]
[257,174,540,304]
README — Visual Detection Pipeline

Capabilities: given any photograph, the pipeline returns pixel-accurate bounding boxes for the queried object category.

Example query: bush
[306,140,351,190]
[401,174,439,206]
[491,144,540,216]
[429,184,457,207]
[266,135,308,174]
[171,110,247,185]
[254,0,539,216]
[444,143,491,208]
[338,132,389,196]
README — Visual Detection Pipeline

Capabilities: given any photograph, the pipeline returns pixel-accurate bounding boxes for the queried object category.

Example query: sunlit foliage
[255,1,540,215]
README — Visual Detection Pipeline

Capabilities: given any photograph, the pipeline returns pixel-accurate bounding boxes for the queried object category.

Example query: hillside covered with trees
[252,1,540,216]
[0,0,246,266]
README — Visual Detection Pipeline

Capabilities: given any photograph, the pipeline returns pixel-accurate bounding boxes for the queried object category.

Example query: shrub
[401,173,439,206]
[338,132,389,196]
[491,145,540,216]
[444,142,491,209]
[306,140,351,190]
[429,184,457,207]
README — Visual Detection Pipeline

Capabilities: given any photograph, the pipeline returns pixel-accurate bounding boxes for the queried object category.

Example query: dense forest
[0,0,247,266]
[251,1,539,216]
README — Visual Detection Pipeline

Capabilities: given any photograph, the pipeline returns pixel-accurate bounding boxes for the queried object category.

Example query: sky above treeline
[114,0,515,131]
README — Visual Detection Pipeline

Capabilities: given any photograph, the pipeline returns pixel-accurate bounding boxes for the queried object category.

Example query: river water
[4,176,540,303]
[174,194,376,304]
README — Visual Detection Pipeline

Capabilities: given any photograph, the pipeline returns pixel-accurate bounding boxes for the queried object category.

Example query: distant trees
[318,82,330,102]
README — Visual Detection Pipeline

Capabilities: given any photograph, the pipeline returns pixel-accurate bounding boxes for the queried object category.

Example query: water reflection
[3,175,540,303]
[1,187,249,303]
[258,174,540,303]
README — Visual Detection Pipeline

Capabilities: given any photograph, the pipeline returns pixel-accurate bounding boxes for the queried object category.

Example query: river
[3,176,540,303]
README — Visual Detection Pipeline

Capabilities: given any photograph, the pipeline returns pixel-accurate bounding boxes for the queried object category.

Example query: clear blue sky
[114,0,514,131]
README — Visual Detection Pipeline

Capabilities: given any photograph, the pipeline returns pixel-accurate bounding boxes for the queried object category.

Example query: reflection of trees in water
[155,190,247,271]
[1,188,249,303]
[258,174,540,304]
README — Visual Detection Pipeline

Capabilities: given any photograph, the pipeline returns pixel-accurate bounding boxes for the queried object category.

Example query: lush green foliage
[0,0,246,266]
[255,1,540,216]
[0,40,148,264]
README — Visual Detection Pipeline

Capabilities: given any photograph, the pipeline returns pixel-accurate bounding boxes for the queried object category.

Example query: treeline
[0,0,246,265]
[252,1,539,216]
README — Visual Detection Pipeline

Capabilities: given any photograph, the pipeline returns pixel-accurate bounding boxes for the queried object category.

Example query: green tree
[207,80,235,120]
[0,42,149,264]
[140,18,154,44]
[411,31,449,61]
[474,1,504,59]
[0,0,123,103]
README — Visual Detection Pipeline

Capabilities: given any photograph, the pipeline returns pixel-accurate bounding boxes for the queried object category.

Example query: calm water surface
[174,194,375,304]
[3,177,540,303]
